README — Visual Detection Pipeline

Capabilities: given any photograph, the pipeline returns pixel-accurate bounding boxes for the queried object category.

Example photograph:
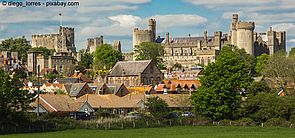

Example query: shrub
[237,118,256,126]
[264,118,291,127]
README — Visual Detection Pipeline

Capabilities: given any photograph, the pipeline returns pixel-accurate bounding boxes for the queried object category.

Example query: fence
[1,117,295,135]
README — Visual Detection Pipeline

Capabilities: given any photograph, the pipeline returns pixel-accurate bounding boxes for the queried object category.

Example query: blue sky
[0,0,295,52]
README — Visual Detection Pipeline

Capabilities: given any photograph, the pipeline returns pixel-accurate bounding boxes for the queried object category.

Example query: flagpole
[59,13,63,52]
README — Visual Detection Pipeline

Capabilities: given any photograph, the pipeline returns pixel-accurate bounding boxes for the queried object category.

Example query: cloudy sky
[0,0,295,52]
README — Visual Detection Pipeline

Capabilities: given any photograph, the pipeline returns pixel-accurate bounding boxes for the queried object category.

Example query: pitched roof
[107,83,124,94]
[77,93,191,108]
[68,83,88,97]
[38,94,76,112]
[70,73,93,83]
[57,78,79,84]
[128,86,153,94]
[155,80,201,92]
[37,94,91,112]
[108,60,152,76]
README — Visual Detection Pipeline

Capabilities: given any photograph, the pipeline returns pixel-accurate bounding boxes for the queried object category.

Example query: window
[59,65,63,72]
[201,58,204,66]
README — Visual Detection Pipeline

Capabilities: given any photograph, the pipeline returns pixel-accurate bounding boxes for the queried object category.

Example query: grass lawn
[1,126,295,138]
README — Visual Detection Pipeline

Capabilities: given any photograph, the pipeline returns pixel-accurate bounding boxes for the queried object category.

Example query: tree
[74,65,86,73]
[79,49,93,68]
[145,96,169,119]
[289,47,295,58]
[261,51,295,88]
[236,48,256,76]
[134,42,164,69]
[0,37,31,62]
[44,72,60,83]
[93,44,123,70]
[0,70,33,124]
[13,68,27,79]
[247,81,272,95]
[240,93,295,122]
[192,46,253,121]
[255,54,270,76]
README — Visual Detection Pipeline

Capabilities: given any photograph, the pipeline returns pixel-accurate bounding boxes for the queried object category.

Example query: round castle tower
[236,21,255,55]
[230,14,255,55]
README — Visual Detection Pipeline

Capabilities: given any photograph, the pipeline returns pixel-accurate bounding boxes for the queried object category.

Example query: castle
[229,14,286,56]
[31,26,77,57]
[28,26,78,75]
[86,36,103,53]
[132,14,286,68]
[133,19,156,49]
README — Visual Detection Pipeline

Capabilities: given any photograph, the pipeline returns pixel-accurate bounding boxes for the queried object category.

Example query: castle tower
[165,32,170,44]
[267,27,276,55]
[236,22,255,55]
[133,19,156,49]
[203,31,208,48]
[214,31,222,50]
[87,36,103,53]
[231,14,239,46]
[276,31,286,52]
[113,40,121,52]
[148,19,156,40]
[236,21,255,55]
[59,26,75,53]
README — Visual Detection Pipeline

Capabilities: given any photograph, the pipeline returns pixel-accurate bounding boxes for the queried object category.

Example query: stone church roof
[108,60,152,77]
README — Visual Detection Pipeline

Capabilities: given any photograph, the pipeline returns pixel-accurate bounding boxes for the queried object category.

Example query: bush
[236,118,256,126]
[264,118,291,127]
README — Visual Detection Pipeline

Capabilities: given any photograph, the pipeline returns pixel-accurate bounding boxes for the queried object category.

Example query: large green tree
[192,46,253,121]
[79,49,93,69]
[289,47,295,58]
[255,53,270,76]
[0,70,32,124]
[93,44,123,70]
[0,37,31,62]
[261,51,295,87]
[134,42,164,68]
[145,96,169,119]
[240,93,295,122]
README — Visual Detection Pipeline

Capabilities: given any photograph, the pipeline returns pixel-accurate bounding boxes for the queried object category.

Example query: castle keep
[28,26,78,75]
[229,14,286,56]
[133,19,156,48]
[32,26,77,57]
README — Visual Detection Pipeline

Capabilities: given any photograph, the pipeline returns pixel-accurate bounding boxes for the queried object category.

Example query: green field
[1,126,295,138]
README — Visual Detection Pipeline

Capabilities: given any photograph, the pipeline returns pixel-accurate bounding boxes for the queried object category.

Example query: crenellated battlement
[32,34,59,38]
[133,28,153,33]
[237,22,255,30]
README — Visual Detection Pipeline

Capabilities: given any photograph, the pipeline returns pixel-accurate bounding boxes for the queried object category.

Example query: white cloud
[109,15,141,27]
[185,0,274,8]
[77,5,137,13]
[149,14,207,28]
[271,23,295,32]
[288,39,295,43]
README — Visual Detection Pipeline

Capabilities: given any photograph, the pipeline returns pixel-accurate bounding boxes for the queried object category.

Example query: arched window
[59,65,63,72]
[201,58,204,66]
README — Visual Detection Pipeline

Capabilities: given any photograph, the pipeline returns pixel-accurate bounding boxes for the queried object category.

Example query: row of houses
[34,93,192,116]
[23,79,200,98]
